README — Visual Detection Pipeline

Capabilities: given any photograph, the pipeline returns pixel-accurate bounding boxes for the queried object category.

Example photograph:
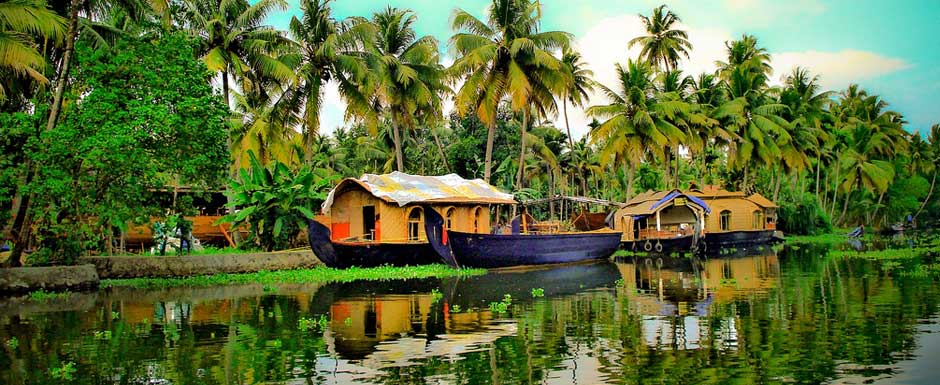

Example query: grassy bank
[101,264,487,289]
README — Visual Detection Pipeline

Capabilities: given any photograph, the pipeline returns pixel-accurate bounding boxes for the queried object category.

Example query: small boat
[308,172,514,268]
[425,207,622,269]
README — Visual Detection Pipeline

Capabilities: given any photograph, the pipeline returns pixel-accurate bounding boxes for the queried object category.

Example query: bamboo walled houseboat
[609,190,711,253]
[308,172,516,268]
[689,186,779,249]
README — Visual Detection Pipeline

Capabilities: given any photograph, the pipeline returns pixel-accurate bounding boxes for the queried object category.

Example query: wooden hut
[610,190,710,252]
[688,186,778,247]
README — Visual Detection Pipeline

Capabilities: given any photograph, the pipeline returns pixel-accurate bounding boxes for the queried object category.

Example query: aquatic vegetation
[431,288,443,303]
[101,264,486,289]
[49,361,76,381]
[530,288,544,298]
[489,294,513,314]
[93,330,112,341]
[28,289,70,302]
[344,317,352,327]
[298,315,328,332]
[5,337,17,349]
[786,231,863,245]
[451,304,462,313]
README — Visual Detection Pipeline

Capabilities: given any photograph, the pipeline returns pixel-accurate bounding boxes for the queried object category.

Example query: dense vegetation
[0,0,937,264]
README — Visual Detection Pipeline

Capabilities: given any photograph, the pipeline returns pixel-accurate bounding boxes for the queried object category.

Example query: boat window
[407,207,423,241]
[444,207,456,231]
[472,206,483,233]
[720,210,731,231]
[752,210,764,229]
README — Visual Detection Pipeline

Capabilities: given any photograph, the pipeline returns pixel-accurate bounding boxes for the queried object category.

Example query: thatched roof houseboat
[308,172,516,268]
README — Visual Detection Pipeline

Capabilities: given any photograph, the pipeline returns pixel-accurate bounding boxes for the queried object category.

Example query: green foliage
[0,110,39,236]
[48,361,76,381]
[430,288,443,303]
[777,195,832,235]
[28,289,70,302]
[298,315,328,332]
[101,264,486,289]
[488,294,513,314]
[25,33,228,262]
[5,337,18,350]
[530,288,544,298]
[220,151,333,251]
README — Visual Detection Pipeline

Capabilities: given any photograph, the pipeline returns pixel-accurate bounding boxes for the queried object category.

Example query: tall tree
[287,0,374,163]
[449,0,570,183]
[560,48,594,148]
[365,6,447,172]
[587,59,688,198]
[914,124,939,219]
[628,4,691,72]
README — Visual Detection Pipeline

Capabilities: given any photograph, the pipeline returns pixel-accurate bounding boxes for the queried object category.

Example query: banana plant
[220,150,334,251]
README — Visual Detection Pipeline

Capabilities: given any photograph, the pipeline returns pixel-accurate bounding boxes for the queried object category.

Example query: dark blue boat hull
[444,230,622,269]
[621,235,695,254]
[703,230,777,250]
[307,219,455,269]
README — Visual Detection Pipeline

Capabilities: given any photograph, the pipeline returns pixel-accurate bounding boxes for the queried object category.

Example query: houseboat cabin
[610,190,711,253]
[309,172,515,268]
[689,186,778,248]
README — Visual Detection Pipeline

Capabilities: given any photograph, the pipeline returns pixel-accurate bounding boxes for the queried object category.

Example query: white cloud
[770,50,911,90]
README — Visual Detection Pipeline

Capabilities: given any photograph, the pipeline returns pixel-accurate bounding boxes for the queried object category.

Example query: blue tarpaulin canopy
[649,190,711,214]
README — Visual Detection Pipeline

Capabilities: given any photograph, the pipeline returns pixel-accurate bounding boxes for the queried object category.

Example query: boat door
[363,206,376,240]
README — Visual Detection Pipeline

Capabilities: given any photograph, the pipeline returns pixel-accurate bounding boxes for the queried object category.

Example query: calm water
[2,245,939,384]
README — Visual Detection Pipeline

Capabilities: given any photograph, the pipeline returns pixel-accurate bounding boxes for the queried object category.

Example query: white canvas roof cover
[322,172,516,213]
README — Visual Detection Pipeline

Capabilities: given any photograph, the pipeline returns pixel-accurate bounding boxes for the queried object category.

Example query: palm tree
[628,4,691,72]
[0,0,65,105]
[688,72,732,187]
[779,67,832,198]
[449,0,571,182]
[586,59,688,198]
[560,48,594,148]
[287,0,375,163]
[714,35,788,192]
[837,123,896,224]
[365,6,448,172]
[914,124,939,219]
[183,0,292,110]
[715,34,771,82]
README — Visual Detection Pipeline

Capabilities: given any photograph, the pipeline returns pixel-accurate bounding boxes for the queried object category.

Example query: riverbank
[101,264,487,289]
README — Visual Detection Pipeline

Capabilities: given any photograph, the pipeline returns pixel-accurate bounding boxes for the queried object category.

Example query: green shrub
[778,195,832,236]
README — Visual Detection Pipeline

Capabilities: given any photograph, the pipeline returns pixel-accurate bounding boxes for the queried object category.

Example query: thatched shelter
[320,172,516,243]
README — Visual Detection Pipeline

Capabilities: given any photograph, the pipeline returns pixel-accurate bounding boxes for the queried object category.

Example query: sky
[266,0,940,139]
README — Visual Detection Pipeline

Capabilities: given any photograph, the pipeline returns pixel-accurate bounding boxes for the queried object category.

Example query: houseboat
[307,172,516,268]
[689,186,779,249]
[609,190,711,253]
[426,206,622,269]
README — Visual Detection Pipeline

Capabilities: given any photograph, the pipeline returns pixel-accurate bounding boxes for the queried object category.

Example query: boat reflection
[615,250,780,350]
[324,262,620,369]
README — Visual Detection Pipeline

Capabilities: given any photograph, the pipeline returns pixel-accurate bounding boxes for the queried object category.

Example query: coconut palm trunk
[484,125,496,182]
[430,128,450,172]
[391,117,405,172]
[563,98,574,148]
[914,171,936,220]
[516,109,528,189]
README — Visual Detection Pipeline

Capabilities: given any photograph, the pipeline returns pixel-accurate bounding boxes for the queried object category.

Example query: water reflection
[1,247,939,384]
